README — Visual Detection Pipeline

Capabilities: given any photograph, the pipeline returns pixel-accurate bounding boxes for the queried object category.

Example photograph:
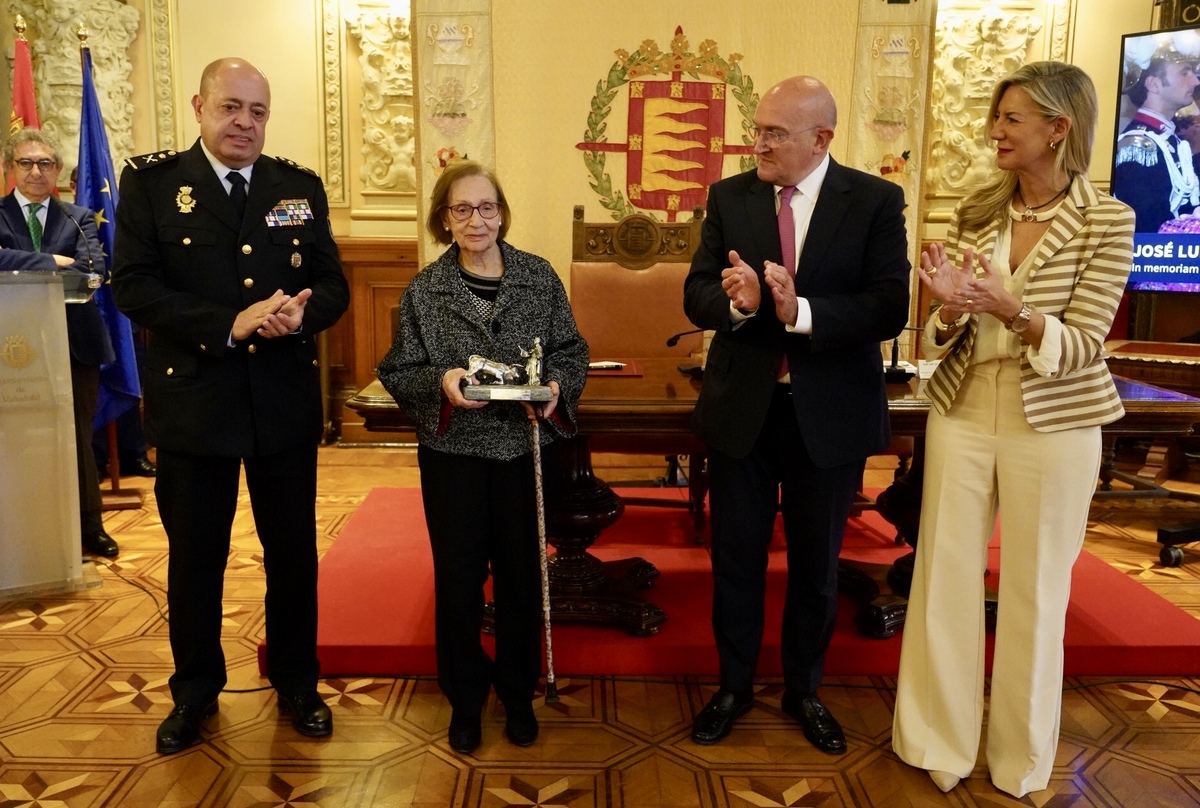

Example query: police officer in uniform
[111,57,349,755]
[1113,41,1200,232]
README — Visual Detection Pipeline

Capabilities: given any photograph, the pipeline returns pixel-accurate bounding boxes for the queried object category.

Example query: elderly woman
[377,161,588,755]
[892,62,1134,798]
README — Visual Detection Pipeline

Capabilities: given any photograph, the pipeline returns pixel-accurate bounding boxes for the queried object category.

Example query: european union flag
[78,46,139,430]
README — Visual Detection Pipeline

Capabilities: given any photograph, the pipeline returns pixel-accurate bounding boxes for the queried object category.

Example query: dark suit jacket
[683,161,910,468]
[111,139,349,457]
[0,194,114,367]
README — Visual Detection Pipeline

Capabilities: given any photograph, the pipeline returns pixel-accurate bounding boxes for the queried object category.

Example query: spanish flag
[7,26,41,192]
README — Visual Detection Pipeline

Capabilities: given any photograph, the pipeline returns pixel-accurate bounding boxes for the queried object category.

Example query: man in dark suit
[1,128,118,558]
[683,76,910,752]
[111,57,349,755]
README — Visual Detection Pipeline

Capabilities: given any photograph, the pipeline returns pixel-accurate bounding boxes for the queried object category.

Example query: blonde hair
[425,161,512,245]
[959,61,1097,233]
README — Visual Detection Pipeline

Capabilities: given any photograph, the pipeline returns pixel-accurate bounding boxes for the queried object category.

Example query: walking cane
[530,418,559,702]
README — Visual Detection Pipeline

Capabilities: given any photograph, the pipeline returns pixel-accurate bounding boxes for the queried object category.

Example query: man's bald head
[192,57,271,169]
[752,75,837,187]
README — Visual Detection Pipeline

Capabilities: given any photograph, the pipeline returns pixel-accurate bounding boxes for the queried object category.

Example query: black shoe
[505,703,539,747]
[448,711,482,754]
[156,701,217,755]
[781,694,846,754]
[691,689,753,745]
[82,530,119,558]
[278,690,333,737]
[120,455,157,477]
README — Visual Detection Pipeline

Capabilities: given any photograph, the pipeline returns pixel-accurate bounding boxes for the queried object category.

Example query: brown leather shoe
[278,690,333,737]
[156,701,217,754]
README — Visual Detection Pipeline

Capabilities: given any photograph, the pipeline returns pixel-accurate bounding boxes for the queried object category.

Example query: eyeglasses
[12,158,59,172]
[749,125,821,147]
[443,202,500,221]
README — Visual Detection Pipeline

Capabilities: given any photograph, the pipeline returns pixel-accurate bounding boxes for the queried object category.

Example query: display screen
[1110,26,1200,292]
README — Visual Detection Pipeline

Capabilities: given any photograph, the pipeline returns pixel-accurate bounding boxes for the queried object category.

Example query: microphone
[884,326,925,384]
[54,199,99,276]
[666,328,704,348]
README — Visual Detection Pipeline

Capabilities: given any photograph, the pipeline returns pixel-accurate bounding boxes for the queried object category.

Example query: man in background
[1114,44,1200,232]
[112,57,349,755]
[1,128,118,558]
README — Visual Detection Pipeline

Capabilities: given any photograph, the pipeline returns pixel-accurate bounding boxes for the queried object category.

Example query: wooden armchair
[569,206,708,536]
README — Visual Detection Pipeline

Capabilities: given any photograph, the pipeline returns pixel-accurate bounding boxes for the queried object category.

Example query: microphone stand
[666,328,706,379]
[884,326,925,384]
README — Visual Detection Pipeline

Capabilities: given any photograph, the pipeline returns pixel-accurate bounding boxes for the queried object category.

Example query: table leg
[542,435,667,636]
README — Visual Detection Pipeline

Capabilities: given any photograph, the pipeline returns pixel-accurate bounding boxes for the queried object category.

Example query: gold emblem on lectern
[2,335,34,369]
[176,185,197,213]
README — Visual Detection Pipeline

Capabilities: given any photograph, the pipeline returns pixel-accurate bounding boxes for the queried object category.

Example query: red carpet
[261,487,1200,678]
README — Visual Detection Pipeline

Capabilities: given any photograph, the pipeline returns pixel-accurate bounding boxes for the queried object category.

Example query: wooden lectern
[0,272,99,598]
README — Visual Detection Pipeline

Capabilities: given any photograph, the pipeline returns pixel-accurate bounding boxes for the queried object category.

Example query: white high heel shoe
[929,770,961,792]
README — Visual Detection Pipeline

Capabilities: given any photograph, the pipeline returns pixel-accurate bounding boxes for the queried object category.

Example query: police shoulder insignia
[124,150,180,170]
[275,156,319,177]
[1114,132,1159,168]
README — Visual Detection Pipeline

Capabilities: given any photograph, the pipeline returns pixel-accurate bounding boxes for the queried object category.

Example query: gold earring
[1050,139,1058,152]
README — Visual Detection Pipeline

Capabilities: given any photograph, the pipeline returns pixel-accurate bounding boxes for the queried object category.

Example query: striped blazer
[924,177,1135,432]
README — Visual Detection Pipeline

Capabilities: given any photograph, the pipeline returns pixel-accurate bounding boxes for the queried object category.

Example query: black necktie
[226,171,247,221]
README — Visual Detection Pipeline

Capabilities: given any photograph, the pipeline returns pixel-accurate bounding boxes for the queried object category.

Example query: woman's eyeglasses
[443,202,500,221]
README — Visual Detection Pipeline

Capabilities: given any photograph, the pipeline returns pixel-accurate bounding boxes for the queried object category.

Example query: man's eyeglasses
[11,158,59,172]
[443,202,500,221]
[749,126,821,147]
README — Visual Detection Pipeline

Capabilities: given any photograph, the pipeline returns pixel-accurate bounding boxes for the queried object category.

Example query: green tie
[27,202,43,252]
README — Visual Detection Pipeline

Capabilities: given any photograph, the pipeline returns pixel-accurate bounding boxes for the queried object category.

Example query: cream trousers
[892,358,1101,798]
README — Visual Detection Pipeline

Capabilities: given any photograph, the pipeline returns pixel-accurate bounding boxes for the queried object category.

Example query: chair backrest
[570,206,705,360]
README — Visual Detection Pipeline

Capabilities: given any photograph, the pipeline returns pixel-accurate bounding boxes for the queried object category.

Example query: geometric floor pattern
[1,447,1199,807]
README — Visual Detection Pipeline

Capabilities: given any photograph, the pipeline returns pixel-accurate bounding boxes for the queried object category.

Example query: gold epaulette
[275,156,319,177]
[1114,132,1159,168]
[123,150,180,170]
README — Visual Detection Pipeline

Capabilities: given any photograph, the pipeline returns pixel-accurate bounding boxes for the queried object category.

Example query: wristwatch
[1006,303,1033,333]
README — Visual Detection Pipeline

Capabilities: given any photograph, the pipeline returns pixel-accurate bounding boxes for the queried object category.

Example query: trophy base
[463,384,553,401]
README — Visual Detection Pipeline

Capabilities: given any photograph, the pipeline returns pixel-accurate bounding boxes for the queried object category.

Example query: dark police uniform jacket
[111,139,349,457]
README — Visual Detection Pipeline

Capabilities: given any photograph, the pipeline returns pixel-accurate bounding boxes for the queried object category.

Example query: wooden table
[348,362,1200,633]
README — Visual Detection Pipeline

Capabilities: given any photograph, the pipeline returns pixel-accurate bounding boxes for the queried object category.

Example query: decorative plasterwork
[6,0,140,174]
[1047,0,1073,62]
[150,0,175,151]
[347,9,416,195]
[321,0,346,204]
[925,9,1043,195]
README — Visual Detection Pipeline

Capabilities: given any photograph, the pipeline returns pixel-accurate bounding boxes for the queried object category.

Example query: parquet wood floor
[2,447,1199,807]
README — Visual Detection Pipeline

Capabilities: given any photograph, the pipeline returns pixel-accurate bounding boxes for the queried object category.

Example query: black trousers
[707,386,864,697]
[155,443,320,705]
[69,357,103,536]
[418,444,542,715]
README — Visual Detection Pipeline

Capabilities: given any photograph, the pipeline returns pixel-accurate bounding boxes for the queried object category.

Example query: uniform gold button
[166,368,174,375]
[248,344,257,354]
[243,278,254,288]
[312,359,319,367]
[200,344,207,351]
[293,238,300,246]
[242,244,252,254]
[182,237,192,245]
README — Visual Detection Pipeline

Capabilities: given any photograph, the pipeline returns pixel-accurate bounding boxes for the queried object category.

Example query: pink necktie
[778,185,796,276]
[778,186,796,379]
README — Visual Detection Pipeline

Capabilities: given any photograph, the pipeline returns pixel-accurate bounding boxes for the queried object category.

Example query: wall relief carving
[926,8,1042,194]
[6,0,139,174]
[348,9,416,195]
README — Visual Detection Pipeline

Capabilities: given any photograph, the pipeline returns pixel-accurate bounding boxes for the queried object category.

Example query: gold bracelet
[933,311,962,332]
